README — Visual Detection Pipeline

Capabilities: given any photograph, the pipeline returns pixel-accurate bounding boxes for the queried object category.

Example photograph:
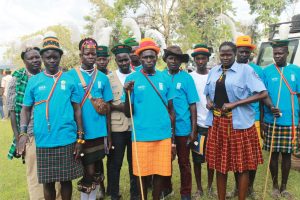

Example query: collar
[216,61,238,72]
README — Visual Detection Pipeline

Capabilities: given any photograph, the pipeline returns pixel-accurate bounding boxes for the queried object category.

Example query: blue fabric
[249,62,264,121]
[23,72,81,148]
[163,70,199,136]
[204,62,266,129]
[68,69,113,139]
[262,64,300,126]
[134,65,142,72]
[123,70,175,141]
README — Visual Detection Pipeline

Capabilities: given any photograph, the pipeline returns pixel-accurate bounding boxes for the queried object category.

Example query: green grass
[1,120,300,200]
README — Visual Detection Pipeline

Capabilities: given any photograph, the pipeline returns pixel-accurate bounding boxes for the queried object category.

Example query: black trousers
[107,131,138,199]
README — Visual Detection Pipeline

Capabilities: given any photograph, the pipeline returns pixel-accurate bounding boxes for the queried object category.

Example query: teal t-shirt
[262,64,300,126]
[163,70,199,136]
[68,69,113,139]
[23,72,80,148]
[123,70,175,141]
[249,62,263,121]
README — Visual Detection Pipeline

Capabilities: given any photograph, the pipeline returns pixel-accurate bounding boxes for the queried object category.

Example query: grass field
[1,120,300,200]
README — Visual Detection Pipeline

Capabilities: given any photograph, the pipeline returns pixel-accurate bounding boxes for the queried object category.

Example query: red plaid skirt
[206,115,263,174]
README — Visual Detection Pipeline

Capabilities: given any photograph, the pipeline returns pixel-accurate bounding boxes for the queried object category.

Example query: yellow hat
[236,36,256,50]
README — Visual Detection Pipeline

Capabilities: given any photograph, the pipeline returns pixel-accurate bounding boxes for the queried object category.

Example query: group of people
[0,69,12,119]
[6,34,299,200]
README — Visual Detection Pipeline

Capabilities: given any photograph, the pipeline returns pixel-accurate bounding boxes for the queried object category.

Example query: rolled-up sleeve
[246,68,266,94]
[6,77,16,111]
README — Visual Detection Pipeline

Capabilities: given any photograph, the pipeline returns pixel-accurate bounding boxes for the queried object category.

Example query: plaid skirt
[36,143,83,184]
[263,123,299,153]
[132,138,171,176]
[82,137,105,166]
[206,116,263,174]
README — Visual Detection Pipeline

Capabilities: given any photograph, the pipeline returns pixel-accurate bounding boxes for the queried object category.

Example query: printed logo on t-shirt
[291,74,295,82]
[176,82,181,89]
[98,81,102,89]
[137,85,145,90]
[272,77,278,82]
[61,80,66,90]
[159,82,164,90]
[38,85,46,91]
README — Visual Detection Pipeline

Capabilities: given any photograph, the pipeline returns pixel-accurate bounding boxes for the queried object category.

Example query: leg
[127,131,139,199]
[248,170,256,190]
[44,182,56,200]
[193,163,203,192]
[175,136,192,198]
[152,175,164,200]
[237,171,249,200]
[270,152,280,189]
[226,173,238,198]
[280,153,291,192]
[137,176,147,200]
[207,166,215,190]
[60,181,72,200]
[216,172,227,200]
[95,160,105,199]
[110,132,127,199]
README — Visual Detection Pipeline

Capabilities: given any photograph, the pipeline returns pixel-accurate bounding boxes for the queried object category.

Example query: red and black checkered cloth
[36,143,83,184]
[206,115,263,174]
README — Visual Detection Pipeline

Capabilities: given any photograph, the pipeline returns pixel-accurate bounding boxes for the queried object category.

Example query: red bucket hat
[135,38,160,56]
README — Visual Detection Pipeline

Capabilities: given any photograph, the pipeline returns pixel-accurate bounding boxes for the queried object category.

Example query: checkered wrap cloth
[206,114,263,174]
[7,68,29,160]
[132,138,172,176]
[36,143,83,183]
[263,123,299,153]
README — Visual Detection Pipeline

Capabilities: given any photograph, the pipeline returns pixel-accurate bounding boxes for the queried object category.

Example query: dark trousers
[164,136,192,196]
[107,131,138,199]
[176,136,192,196]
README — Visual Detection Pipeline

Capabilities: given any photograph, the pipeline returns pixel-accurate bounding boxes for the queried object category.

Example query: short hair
[219,41,237,54]
[78,38,98,51]
[21,47,40,60]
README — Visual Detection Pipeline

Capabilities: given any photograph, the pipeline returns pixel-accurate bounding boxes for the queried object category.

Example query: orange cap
[236,35,256,50]
[135,38,160,56]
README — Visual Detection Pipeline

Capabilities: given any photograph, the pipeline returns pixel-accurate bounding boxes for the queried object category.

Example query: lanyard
[35,71,63,132]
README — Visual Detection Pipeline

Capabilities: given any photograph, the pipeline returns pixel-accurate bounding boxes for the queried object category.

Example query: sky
[0,0,299,62]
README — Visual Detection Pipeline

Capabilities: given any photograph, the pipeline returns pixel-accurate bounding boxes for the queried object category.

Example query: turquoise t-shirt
[68,69,113,139]
[134,65,142,72]
[163,70,199,136]
[23,72,81,148]
[123,70,175,141]
[262,64,300,126]
[249,62,264,121]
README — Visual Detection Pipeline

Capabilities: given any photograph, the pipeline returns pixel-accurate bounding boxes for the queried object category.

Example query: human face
[140,50,157,71]
[219,45,235,67]
[80,48,97,69]
[42,50,61,74]
[273,47,289,67]
[23,50,42,74]
[236,46,251,64]
[115,53,131,74]
[194,54,208,70]
[166,54,182,72]
[96,57,110,72]
[130,46,140,63]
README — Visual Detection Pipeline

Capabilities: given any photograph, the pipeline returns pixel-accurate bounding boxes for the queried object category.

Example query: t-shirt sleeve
[23,78,35,106]
[186,74,199,104]
[103,76,113,102]
[246,67,266,93]
[295,66,300,93]
[70,79,81,104]
[204,70,212,96]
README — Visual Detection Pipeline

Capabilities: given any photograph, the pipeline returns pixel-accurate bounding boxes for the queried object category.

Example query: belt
[213,109,232,117]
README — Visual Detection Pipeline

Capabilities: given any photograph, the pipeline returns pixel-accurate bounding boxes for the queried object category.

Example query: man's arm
[189,103,197,142]
[106,103,112,150]
[17,105,33,155]
[72,102,83,159]
[124,81,134,118]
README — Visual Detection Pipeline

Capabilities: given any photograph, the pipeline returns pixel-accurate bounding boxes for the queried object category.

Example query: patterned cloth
[263,123,299,153]
[36,143,83,183]
[7,68,31,160]
[82,137,105,166]
[132,138,171,176]
[206,115,263,174]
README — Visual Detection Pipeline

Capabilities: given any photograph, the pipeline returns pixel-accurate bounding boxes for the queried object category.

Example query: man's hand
[124,81,135,92]
[74,143,83,160]
[206,98,214,110]
[107,135,112,150]
[16,135,28,157]
[271,107,281,118]
[260,122,266,140]
[188,131,197,144]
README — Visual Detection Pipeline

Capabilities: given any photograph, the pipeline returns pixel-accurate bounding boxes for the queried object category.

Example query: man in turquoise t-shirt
[162,45,199,200]
[68,38,113,200]
[123,38,176,200]
[262,40,300,199]
[19,36,84,200]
